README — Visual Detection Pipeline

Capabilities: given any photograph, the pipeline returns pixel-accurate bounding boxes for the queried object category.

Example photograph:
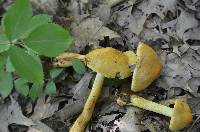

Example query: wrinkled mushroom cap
[85,47,131,79]
[169,99,193,131]
[131,42,162,92]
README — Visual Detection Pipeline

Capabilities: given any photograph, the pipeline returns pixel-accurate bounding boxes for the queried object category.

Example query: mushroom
[117,95,193,131]
[54,42,161,92]
[55,47,135,132]
[131,42,162,92]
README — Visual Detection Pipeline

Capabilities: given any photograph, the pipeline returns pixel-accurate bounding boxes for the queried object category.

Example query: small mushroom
[131,42,162,92]
[117,95,193,131]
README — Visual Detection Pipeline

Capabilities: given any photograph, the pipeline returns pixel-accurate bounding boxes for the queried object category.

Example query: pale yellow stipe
[130,95,172,117]
[69,73,104,132]
[53,53,85,67]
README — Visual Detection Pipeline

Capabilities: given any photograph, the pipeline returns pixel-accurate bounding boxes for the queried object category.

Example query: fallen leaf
[183,27,200,42]
[181,48,200,77]
[92,4,111,24]
[28,121,54,132]
[117,107,141,132]
[156,53,192,90]
[71,17,120,52]
[186,77,200,97]
[140,28,170,41]
[55,100,85,121]
[0,96,34,132]
[181,0,198,10]
[162,8,198,40]
[115,3,147,35]
[67,0,90,23]
[30,0,58,15]
[137,0,178,19]
[55,73,92,121]
[31,94,59,120]
[72,72,93,100]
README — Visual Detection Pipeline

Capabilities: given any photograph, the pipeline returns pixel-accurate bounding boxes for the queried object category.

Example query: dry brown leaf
[72,72,93,100]
[31,94,59,121]
[162,8,198,40]
[117,107,141,132]
[0,96,34,132]
[28,121,54,132]
[137,0,177,19]
[116,4,147,35]
[140,28,170,41]
[156,53,192,90]
[55,73,92,121]
[71,17,120,52]
[183,27,200,42]
[30,0,58,15]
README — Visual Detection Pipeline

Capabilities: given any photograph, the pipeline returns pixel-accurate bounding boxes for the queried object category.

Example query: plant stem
[130,95,173,117]
[69,73,104,132]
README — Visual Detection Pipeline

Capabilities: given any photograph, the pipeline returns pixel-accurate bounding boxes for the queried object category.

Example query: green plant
[71,58,86,74]
[0,0,73,99]
[45,68,63,96]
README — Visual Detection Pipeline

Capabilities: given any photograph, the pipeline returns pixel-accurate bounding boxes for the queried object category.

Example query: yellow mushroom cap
[85,47,131,79]
[169,99,193,131]
[131,42,162,92]
[123,51,137,65]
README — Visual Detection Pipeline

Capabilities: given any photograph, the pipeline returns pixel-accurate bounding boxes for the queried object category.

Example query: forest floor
[0,0,200,132]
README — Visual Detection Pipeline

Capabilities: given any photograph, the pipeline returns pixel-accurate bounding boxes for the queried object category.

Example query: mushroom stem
[53,53,85,67]
[130,95,173,117]
[70,73,104,132]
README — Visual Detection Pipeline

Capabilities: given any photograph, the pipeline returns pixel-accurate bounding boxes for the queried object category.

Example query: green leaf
[45,81,56,96]
[8,45,44,83]
[0,44,10,53]
[0,34,10,53]
[25,23,73,57]
[0,72,13,98]
[14,78,29,96]
[71,58,86,74]
[2,0,32,41]
[0,33,9,43]
[50,68,62,79]
[23,14,51,38]
[0,54,7,79]
[29,83,43,101]
[6,57,15,72]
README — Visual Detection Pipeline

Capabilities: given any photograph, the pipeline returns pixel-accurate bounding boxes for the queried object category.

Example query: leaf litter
[1,0,200,131]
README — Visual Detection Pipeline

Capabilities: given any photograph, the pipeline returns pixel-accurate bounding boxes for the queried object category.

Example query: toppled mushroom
[117,95,193,131]
[131,42,162,92]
